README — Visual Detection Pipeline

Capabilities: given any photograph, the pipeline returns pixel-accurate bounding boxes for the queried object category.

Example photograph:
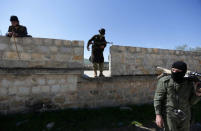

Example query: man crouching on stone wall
[6,15,31,37]
[154,61,201,131]
[87,28,107,77]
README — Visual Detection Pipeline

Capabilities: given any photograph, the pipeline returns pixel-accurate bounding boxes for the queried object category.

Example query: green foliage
[131,121,143,126]
[0,103,200,131]
[0,104,155,131]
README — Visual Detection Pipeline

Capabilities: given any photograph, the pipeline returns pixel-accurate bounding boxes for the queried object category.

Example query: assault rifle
[156,67,201,79]
[105,42,113,45]
[88,41,113,51]
[92,41,113,46]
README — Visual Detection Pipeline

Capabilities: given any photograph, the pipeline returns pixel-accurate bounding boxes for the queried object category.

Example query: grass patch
[0,102,200,131]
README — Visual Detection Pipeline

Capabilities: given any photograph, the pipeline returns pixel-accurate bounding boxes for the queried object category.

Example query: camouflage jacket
[7,25,28,37]
[154,75,201,116]
[88,34,107,50]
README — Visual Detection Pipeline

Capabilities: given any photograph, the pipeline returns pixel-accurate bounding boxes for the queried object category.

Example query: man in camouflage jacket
[87,28,107,77]
[7,16,30,37]
[154,61,201,131]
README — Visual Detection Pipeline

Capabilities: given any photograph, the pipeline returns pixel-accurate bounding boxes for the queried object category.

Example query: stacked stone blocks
[0,36,84,68]
[110,45,201,76]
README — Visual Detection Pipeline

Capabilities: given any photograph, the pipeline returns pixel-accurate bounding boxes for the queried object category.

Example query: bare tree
[175,44,201,52]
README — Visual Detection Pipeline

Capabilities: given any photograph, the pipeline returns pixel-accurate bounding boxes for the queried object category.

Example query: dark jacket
[88,34,107,63]
[7,25,29,37]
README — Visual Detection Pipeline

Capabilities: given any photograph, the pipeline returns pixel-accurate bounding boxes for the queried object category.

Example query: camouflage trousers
[93,63,104,74]
[164,116,190,131]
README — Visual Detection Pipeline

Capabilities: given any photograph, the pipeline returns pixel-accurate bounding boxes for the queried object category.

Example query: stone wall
[0,36,84,69]
[2,36,200,114]
[78,76,156,108]
[0,36,157,114]
[0,73,80,114]
[0,73,157,114]
[0,36,84,114]
[110,45,201,76]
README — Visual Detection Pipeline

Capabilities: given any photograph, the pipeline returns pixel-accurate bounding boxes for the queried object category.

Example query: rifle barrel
[189,72,201,77]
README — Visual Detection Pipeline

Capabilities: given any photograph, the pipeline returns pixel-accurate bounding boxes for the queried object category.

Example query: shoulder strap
[163,75,171,90]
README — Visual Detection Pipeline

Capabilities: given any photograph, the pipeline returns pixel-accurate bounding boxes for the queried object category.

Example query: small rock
[16,120,29,126]
[82,74,90,78]
[46,122,55,130]
[191,123,201,131]
[117,122,124,127]
[120,106,133,111]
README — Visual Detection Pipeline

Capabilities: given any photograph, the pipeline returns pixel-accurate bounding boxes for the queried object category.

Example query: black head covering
[99,28,105,35]
[171,61,187,83]
[10,16,19,22]
[172,61,187,73]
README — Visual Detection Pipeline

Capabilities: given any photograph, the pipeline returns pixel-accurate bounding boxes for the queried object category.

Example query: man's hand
[12,32,17,37]
[7,32,13,37]
[156,115,164,128]
[7,32,17,37]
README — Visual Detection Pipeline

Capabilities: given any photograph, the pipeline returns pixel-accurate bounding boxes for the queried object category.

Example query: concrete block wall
[0,36,84,114]
[110,45,201,76]
[78,76,156,108]
[0,36,84,69]
[0,74,157,114]
[3,37,200,114]
[0,73,80,114]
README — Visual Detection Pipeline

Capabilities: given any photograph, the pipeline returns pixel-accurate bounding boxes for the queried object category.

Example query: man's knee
[99,63,104,72]
[93,63,98,70]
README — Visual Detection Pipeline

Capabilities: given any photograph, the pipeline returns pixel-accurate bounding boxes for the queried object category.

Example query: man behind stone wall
[6,15,31,37]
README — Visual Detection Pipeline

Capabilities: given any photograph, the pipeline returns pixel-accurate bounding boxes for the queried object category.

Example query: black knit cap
[10,16,19,22]
[99,28,105,34]
[172,61,187,73]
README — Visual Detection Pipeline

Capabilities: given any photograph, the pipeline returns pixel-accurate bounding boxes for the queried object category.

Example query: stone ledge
[0,36,84,47]
[0,68,83,75]
[0,60,83,68]
[81,74,157,82]
[110,45,201,56]
[0,36,84,69]
[110,45,201,76]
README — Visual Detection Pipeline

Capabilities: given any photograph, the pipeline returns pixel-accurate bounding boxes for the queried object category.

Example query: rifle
[91,41,113,46]
[106,42,113,45]
[88,41,113,50]
[11,31,21,60]
[156,66,201,79]
[156,66,201,95]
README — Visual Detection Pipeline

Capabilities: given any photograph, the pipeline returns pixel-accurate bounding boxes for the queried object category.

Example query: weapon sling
[12,35,21,59]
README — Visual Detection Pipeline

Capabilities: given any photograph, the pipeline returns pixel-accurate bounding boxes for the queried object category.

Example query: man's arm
[16,26,28,37]
[102,37,107,48]
[154,79,166,115]
[190,82,201,105]
[154,78,167,128]
[87,35,95,51]
[8,26,12,32]
[6,26,12,37]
